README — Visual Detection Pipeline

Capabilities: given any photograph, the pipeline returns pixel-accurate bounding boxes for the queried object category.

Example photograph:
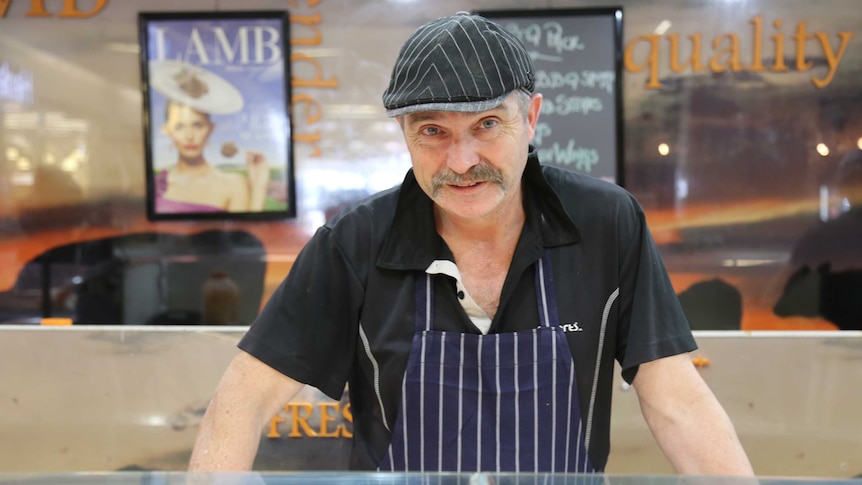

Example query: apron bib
[378,252,595,473]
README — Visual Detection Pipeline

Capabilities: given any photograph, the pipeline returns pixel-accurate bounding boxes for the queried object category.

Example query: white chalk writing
[535,70,615,93]
[580,70,615,94]
[537,140,600,173]
[543,94,603,116]
[504,21,586,55]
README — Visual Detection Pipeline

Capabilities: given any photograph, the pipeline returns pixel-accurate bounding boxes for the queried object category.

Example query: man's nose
[445,136,481,174]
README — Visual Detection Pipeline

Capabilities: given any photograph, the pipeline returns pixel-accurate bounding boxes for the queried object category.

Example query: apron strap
[535,251,560,328]
[415,273,433,332]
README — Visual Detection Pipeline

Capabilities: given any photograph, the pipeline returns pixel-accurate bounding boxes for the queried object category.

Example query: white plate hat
[149,59,244,114]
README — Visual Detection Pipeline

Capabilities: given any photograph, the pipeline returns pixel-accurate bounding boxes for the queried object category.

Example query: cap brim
[386,92,510,118]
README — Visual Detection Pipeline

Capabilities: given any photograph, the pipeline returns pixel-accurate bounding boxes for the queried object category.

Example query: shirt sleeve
[238,225,365,400]
[616,195,697,384]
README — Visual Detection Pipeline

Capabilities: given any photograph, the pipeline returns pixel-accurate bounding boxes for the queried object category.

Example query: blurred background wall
[0,0,859,330]
[1,0,861,480]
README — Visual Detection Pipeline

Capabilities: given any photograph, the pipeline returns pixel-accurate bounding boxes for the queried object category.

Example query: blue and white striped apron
[378,252,595,473]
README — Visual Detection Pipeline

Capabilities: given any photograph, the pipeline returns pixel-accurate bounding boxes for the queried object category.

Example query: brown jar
[202,270,240,325]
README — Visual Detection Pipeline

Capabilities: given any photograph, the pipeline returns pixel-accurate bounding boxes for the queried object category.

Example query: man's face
[162,103,214,162]
[399,92,542,222]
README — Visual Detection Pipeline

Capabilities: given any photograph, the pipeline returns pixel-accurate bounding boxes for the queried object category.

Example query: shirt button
[457,291,465,300]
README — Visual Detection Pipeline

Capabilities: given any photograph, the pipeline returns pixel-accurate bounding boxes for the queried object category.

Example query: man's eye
[481,119,498,129]
[421,126,440,136]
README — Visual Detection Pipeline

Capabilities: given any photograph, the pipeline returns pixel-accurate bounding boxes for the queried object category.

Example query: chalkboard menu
[477,8,624,185]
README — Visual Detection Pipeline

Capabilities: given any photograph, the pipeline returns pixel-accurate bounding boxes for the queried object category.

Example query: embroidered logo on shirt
[560,322,583,332]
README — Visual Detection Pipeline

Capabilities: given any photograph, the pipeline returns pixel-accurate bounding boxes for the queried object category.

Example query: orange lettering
[57,0,107,18]
[291,12,322,46]
[771,20,789,72]
[750,15,765,71]
[268,413,286,438]
[624,15,848,90]
[286,402,318,437]
[709,33,742,72]
[0,0,108,17]
[318,403,340,437]
[26,0,50,16]
[294,131,322,157]
[624,34,662,89]
[292,93,322,124]
[667,33,704,73]
[793,22,815,71]
[339,403,353,438]
[812,32,853,88]
[291,52,339,88]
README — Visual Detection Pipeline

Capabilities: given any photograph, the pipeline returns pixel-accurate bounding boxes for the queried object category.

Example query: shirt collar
[377,146,581,271]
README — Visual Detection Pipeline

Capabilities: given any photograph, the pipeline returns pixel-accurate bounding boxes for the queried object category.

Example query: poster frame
[138,10,295,221]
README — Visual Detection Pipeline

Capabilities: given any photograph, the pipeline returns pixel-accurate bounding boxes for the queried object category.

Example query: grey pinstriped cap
[382,12,535,117]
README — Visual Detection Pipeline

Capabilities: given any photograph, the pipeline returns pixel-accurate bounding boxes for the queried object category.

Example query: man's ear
[527,93,543,139]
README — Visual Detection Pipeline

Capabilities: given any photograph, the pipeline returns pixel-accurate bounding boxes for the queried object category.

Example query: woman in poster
[150,60,271,214]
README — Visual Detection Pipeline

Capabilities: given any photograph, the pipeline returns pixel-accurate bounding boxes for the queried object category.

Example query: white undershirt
[425,259,492,335]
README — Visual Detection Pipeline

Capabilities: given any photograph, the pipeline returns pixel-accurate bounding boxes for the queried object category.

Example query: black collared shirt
[240,148,696,471]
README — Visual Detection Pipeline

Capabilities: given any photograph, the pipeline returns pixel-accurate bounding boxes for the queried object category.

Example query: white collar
[425,259,492,335]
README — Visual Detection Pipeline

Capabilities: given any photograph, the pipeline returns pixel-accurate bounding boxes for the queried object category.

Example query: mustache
[431,162,504,196]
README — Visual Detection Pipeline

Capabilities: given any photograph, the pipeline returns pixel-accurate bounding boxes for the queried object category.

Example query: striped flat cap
[382,12,535,117]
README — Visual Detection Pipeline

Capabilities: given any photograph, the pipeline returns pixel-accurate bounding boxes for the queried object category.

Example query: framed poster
[139,11,295,220]
[477,8,624,186]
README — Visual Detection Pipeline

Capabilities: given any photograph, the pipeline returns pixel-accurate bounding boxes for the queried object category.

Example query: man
[189,12,753,475]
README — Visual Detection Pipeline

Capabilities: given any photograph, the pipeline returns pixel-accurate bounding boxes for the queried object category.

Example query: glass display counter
[0,326,860,479]
[0,472,860,484]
